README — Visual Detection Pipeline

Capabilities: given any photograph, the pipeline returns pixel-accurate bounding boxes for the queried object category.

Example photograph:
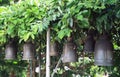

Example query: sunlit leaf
[13,61,18,64]
[57,28,72,39]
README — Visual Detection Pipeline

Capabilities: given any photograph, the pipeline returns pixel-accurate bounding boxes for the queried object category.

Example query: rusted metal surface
[23,42,35,60]
[94,34,113,66]
[62,37,77,63]
[5,42,17,59]
[50,42,58,56]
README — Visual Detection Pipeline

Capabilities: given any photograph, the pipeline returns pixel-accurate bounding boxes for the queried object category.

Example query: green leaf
[116,10,120,18]
[13,61,18,64]
[31,34,35,39]
[29,18,34,23]
[57,68,64,74]
[57,28,72,39]
[23,32,31,41]
[57,6,62,14]
[76,14,83,21]
[7,25,16,37]
[81,18,89,28]
[12,19,18,25]
[0,30,5,36]
[31,24,39,34]
[38,22,44,32]
[70,62,80,67]
[63,13,69,19]
[0,6,8,13]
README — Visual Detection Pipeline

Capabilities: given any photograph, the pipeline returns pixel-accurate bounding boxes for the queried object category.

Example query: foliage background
[0,0,120,77]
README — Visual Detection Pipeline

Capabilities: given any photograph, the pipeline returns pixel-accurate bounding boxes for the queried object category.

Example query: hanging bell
[94,34,113,66]
[50,42,58,56]
[62,37,77,63]
[23,42,35,60]
[5,42,17,60]
[83,35,95,53]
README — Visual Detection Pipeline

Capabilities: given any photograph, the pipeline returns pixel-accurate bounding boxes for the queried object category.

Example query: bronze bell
[62,37,77,63]
[50,42,58,56]
[84,35,95,53]
[94,34,113,66]
[23,42,35,60]
[5,42,17,60]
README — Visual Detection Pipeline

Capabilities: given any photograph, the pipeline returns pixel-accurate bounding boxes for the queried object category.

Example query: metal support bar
[51,55,62,77]
[46,28,50,77]
[38,52,41,77]
[30,60,32,77]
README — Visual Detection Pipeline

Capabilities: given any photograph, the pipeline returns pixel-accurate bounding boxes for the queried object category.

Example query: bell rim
[4,57,17,60]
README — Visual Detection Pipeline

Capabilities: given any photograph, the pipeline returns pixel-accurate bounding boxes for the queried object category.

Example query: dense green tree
[0,0,120,77]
